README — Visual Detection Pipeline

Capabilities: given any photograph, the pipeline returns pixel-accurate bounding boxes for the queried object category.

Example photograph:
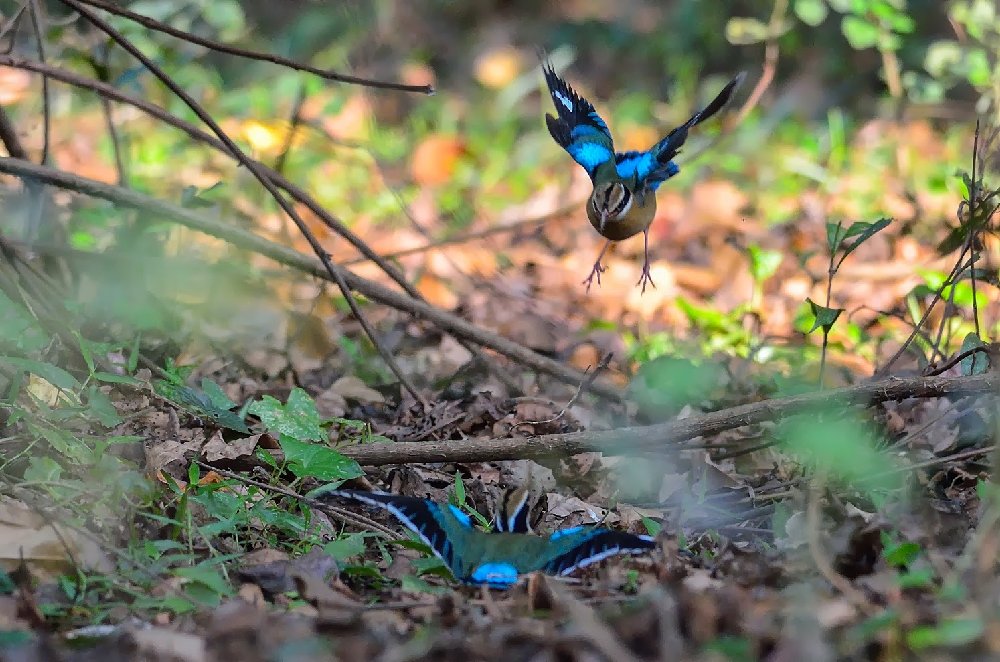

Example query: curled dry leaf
[0,499,112,578]
[203,432,263,462]
[331,376,385,404]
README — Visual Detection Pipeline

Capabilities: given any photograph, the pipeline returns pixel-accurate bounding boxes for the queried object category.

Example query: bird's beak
[599,210,609,234]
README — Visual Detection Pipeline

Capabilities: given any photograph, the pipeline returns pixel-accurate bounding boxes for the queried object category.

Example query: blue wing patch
[614,151,656,181]
[447,504,473,528]
[542,61,614,180]
[548,525,584,541]
[541,530,656,576]
[470,562,520,588]
[628,72,745,192]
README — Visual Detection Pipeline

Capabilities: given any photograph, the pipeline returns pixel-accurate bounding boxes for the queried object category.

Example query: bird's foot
[636,263,656,294]
[583,261,606,292]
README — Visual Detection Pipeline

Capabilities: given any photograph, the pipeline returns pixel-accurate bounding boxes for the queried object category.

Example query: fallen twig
[327,373,998,465]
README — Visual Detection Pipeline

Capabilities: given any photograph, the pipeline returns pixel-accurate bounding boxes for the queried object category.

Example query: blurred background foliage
[2,0,997,377]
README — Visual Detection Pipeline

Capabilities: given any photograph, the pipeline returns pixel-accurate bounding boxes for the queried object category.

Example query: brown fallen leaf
[0,499,112,578]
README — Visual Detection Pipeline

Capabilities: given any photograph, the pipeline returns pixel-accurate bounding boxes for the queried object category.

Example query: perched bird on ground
[542,61,745,292]
[313,487,656,588]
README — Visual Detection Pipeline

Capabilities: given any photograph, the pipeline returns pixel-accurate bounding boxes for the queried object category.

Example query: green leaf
[907,618,983,649]
[805,298,843,333]
[882,538,921,567]
[725,17,771,45]
[154,380,249,433]
[175,564,233,597]
[24,456,62,482]
[1,357,79,390]
[400,575,449,595]
[826,221,847,253]
[841,15,880,49]
[896,568,934,589]
[778,415,901,494]
[642,517,662,537]
[924,41,962,78]
[839,218,892,261]
[746,245,783,281]
[959,333,989,376]
[83,385,122,426]
[794,0,828,26]
[249,389,324,441]
[200,378,237,411]
[323,534,368,562]
[453,471,466,505]
[278,435,364,482]
[92,371,141,386]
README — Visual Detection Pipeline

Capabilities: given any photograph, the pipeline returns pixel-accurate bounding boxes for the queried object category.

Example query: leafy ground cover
[1,1,999,660]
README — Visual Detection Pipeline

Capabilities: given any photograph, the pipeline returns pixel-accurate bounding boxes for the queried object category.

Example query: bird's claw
[583,261,607,292]
[636,263,656,294]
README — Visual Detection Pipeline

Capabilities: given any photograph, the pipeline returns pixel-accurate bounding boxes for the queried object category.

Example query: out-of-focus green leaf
[795,0,829,26]
[842,15,880,49]
[725,17,771,45]
[907,618,983,649]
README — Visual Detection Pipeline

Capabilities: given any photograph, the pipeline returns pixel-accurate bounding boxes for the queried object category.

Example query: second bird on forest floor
[541,59,745,293]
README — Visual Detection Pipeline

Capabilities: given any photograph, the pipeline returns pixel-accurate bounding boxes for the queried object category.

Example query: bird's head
[590,181,633,233]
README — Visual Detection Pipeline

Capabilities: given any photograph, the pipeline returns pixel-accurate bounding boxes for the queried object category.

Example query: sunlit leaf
[841,15,880,49]
[747,245,783,281]
[805,298,843,333]
[249,388,324,441]
[794,0,829,26]
[725,17,771,45]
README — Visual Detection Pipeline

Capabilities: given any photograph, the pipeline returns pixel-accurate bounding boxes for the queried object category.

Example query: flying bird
[542,61,744,292]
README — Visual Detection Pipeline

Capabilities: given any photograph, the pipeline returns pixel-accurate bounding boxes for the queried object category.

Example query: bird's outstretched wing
[542,61,615,181]
[633,71,746,192]
[538,526,657,576]
[312,488,467,569]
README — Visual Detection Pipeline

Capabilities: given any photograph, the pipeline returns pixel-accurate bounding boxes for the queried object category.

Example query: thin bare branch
[0,55,525,396]
[71,0,434,94]
[0,156,622,401]
[58,0,423,401]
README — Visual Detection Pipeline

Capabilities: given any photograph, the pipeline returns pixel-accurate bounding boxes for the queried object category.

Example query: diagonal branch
[0,156,623,402]
[0,55,520,394]
[71,0,434,95]
[57,0,423,401]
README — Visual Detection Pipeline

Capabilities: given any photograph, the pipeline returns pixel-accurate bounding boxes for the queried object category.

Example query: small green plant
[450,471,491,529]
[806,218,891,385]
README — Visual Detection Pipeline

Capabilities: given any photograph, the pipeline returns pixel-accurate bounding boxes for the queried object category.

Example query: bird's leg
[636,228,656,293]
[583,240,612,292]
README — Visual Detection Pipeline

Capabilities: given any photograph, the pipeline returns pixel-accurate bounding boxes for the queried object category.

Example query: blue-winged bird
[314,488,656,589]
[542,62,744,292]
